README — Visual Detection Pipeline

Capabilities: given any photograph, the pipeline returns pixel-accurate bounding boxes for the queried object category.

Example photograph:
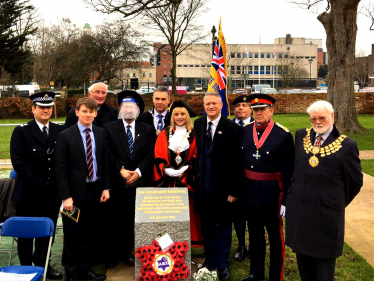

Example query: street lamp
[308,58,313,80]
[211,25,217,56]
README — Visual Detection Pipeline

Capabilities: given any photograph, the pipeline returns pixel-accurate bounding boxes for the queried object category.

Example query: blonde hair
[170,107,192,131]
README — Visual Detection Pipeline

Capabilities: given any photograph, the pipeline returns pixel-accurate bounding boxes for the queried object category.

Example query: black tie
[42,126,48,139]
[206,121,213,150]
[239,120,244,127]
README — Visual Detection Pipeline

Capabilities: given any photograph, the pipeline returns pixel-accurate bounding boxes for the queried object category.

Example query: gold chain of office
[303,127,347,157]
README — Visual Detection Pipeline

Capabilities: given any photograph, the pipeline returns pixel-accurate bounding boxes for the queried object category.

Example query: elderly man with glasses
[286,100,363,281]
[65,81,118,128]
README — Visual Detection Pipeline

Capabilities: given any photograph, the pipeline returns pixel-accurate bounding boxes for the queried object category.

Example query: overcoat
[285,125,363,259]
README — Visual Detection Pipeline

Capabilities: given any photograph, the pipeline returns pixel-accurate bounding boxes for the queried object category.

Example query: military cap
[248,93,276,108]
[117,90,145,115]
[233,95,250,106]
[29,92,55,106]
[168,100,197,117]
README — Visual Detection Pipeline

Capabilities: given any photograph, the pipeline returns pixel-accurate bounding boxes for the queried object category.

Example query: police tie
[206,121,213,150]
[315,136,323,147]
[127,125,134,159]
[42,126,48,139]
[156,114,164,132]
[84,128,94,181]
[239,120,244,128]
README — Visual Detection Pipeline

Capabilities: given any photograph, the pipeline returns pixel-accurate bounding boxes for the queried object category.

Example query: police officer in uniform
[240,94,294,281]
[232,95,253,262]
[10,92,64,279]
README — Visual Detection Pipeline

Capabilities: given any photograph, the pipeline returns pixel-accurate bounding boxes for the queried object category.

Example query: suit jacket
[241,121,295,206]
[10,119,64,205]
[193,115,243,220]
[103,119,155,188]
[285,125,363,259]
[65,103,118,129]
[55,124,110,203]
[138,109,171,136]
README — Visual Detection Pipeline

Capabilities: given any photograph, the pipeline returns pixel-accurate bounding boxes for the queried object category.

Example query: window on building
[236,66,241,74]
[163,50,167,54]
[183,65,188,67]
[249,66,253,71]
[169,76,172,82]
[231,53,235,58]
[142,73,145,77]
[126,73,129,77]
[266,53,271,58]
[149,73,152,77]
[164,57,166,60]
[132,73,136,77]
[248,53,253,58]
[278,53,283,59]
[163,63,166,67]
[195,65,200,67]
[189,65,194,67]
[254,66,258,71]
[162,75,167,82]
[231,65,235,75]
[201,65,206,67]
[284,54,289,58]
[261,53,264,58]
[255,53,259,58]
[177,65,182,67]
[237,53,241,58]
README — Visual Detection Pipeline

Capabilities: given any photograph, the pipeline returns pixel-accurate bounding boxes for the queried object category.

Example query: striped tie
[84,128,94,181]
[127,125,134,159]
[315,136,323,148]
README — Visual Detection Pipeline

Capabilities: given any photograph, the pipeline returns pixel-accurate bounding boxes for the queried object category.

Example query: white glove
[179,165,189,174]
[280,205,286,218]
[164,168,183,177]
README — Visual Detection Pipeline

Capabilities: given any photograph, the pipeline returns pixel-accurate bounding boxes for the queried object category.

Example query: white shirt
[35,120,49,134]
[207,114,221,141]
[153,109,168,130]
[235,116,252,126]
[314,126,333,146]
[122,119,142,177]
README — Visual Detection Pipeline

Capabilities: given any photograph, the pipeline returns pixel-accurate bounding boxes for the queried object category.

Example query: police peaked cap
[29,92,55,106]
[233,95,251,106]
[248,93,276,108]
[169,100,197,117]
[117,90,145,115]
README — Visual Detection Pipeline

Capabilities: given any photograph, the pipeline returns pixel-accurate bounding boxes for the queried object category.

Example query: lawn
[361,159,374,177]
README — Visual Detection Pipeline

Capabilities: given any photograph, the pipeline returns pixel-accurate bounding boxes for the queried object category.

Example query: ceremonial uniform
[10,92,63,279]
[241,94,294,281]
[286,125,362,280]
[138,108,171,136]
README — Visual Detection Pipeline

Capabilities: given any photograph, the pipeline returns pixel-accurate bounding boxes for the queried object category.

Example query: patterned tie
[239,120,244,128]
[84,128,94,181]
[206,121,213,150]
[156,115,163,132]
[314,136,323,148]
[127,125,134,159]
[42,126,48,139]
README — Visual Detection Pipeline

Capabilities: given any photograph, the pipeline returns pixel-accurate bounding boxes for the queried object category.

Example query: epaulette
[245,121,255,127]
[275,122,289,132]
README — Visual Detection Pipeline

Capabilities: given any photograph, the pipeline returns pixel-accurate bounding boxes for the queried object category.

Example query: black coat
[241,121,295,206]
[103,119,155,188]
[138,109,171,136]
[55,124,110,202]
[64,103,118,129]
[10,119,64,205]
[193,115,243,220]
[285,126,363,259]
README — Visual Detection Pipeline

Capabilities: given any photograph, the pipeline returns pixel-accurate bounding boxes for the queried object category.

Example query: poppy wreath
[135,239,190,281]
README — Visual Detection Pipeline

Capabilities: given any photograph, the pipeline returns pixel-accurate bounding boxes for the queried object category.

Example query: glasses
[91,90,107,95]
[310,116,327,123]
[122,106,138,110]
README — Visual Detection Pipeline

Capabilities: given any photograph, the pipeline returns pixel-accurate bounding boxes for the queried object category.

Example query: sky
[31,0,373,56]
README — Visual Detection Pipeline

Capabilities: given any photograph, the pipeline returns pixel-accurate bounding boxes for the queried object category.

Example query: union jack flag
[212,39,227,91]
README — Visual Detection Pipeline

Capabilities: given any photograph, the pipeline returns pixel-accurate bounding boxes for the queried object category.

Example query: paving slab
[345,172,374,267]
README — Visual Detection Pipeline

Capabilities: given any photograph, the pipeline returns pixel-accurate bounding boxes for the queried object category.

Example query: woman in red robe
[153,100,203,248]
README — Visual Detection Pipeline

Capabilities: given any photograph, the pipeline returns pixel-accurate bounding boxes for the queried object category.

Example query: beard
[312,123,331,135]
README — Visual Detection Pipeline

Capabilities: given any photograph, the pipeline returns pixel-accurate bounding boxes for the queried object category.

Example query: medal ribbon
[253,119,274,150]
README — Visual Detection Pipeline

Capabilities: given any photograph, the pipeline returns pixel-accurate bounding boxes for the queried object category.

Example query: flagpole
[258,35,261,84]
[273,46,275,88]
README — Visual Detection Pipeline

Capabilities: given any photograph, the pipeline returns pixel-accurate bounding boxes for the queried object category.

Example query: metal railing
[0,122,65,166]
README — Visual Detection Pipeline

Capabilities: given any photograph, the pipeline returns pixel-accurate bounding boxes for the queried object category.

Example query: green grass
[361,159,374,177]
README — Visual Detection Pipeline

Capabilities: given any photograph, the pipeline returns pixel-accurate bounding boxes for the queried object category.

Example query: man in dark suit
[194,92,243,281]
[64,81,118,128]
[56,97,110,281]
[232,95,253,262]
[138,86,171,136]
[103,90,154,268]
[10,92,63,279]
[286,100,363,281]
[240,94,294,281]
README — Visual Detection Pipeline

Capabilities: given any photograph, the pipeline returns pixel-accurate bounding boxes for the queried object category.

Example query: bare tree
[360,1,374,30]
[82,0,182,18]
[276,55,309,88]
[355,49,369,87]
[289,0,367,133]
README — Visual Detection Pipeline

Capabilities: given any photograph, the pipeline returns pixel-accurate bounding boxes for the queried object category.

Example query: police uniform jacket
[10,119,64,205]
[138,108,171,136]
[241,121,294,206]
[285,125,362,259]
[64,103,118,129]
[194,115,243,220]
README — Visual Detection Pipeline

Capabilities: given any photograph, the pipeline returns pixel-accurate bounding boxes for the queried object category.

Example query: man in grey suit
[56,97,110,281]
[286,100,363,281]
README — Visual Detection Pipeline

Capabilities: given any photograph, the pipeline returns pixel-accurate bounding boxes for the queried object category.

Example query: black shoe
[241,274,264,281]
[218,268,230,281]
[234,245,247,262]
[78,271,106,281]
[123,257,135,266]
[46,266,63,280]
